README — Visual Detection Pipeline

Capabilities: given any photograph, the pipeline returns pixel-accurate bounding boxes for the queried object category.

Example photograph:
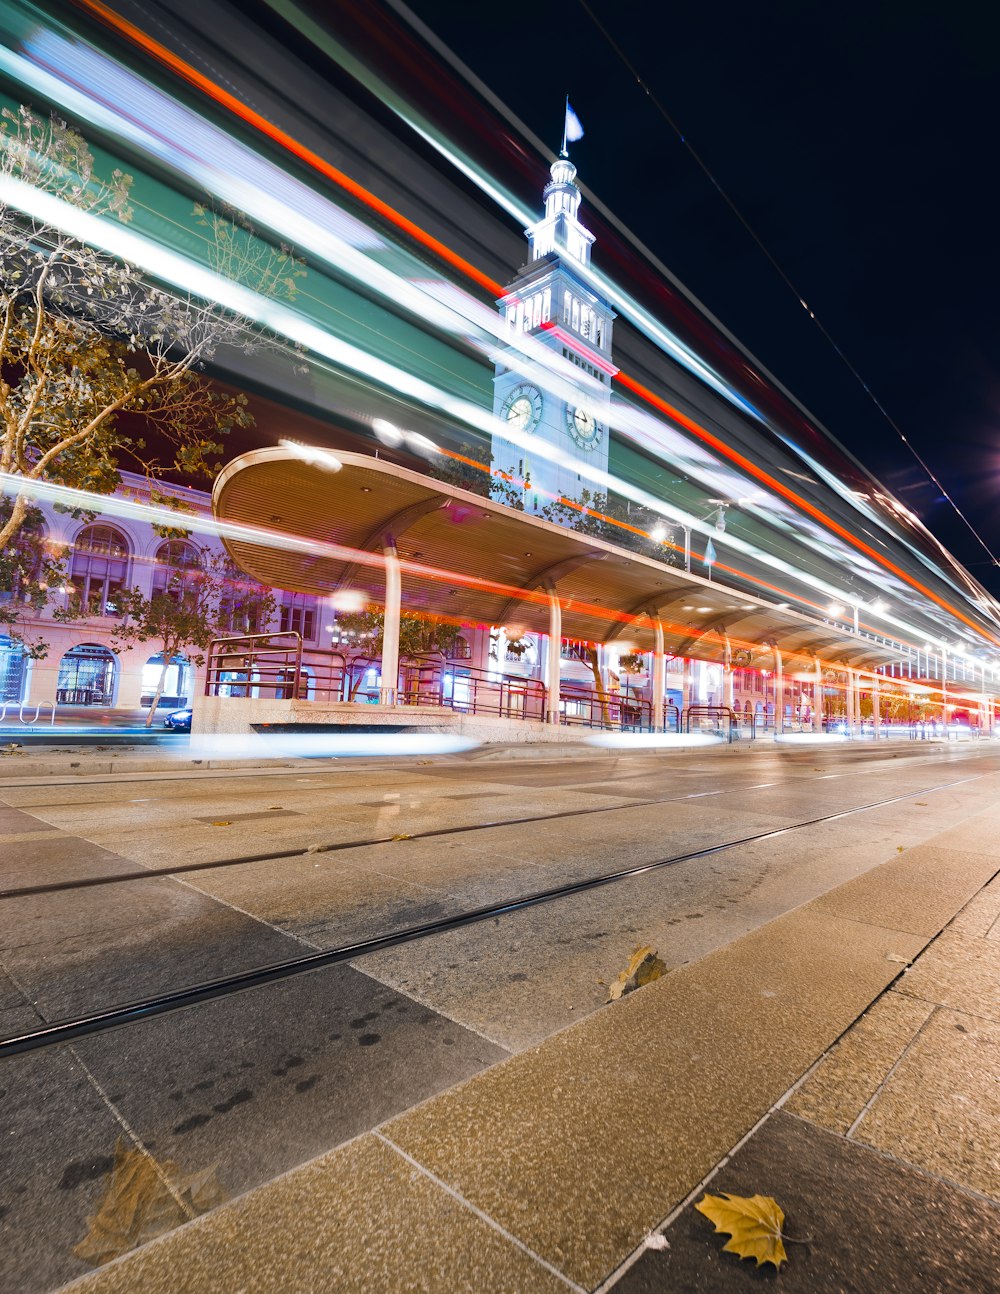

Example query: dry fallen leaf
[211,821,231,827]
[391,832,414,841]
[695,1192,787,1269]
[607,945,666,1002]
[74,1140,224,1267]
[896,845,905,852]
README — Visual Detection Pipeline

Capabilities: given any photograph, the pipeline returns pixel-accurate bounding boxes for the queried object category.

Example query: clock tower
[490,155,617,513]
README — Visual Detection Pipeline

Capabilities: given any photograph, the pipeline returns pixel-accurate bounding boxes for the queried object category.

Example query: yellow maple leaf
[75,1139,224,1266]
[606,945,666,1002]
[695,1192,788,1269]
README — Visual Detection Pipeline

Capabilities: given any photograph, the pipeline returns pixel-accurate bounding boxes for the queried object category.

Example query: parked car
[162,708,192,732]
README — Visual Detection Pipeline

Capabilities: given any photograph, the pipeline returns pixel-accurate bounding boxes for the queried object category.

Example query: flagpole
[560,94,568,157]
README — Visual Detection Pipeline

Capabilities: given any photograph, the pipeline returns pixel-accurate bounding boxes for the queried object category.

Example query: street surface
[1,739,998,1290]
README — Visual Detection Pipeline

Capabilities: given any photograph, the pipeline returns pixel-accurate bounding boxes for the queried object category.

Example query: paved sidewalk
[57,793,1000,1292]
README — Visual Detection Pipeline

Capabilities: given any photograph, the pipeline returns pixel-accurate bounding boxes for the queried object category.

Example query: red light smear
[438,448,838,621]
[614,372,1000,645]
[71,0,503,298]
[538,321,618,375]
[70,0,999,649]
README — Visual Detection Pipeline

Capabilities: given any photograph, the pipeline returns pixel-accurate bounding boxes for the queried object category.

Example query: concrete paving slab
[383,906,925,1288]
[63,1134,572,1294]
[354,817,958,1053]
[0,1047,131,1293]
[785,990,934,1133]
[186,851,466,948]
[851,1007,1000,1201]
[0,876,303,1020]
[0,803,60,833]
[0,835,138,891]
[616,1110,1000,1293]
[807,847,999,937]
[946,868,1000,939]
[895,929,1000,1020]
[71,964,506,1209]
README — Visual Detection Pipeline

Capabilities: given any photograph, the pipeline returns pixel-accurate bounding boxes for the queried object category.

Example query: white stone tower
[490,154,617,513]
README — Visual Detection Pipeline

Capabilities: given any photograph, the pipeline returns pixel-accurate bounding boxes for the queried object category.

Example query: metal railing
[683,704,738,742]
[0,700,57,726]
[206,633,349,704]
[558,687,653,731]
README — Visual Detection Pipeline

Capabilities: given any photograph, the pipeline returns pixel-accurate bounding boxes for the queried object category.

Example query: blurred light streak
[185,733,480,759]
[278,440,342,471]
[69,0,503,296]
[7,4,998,649]
[615,371,1000,646]
[1,471,881,680]
[773,733,850,745]
[588,733,725,749]
[258,0,761,421]
[0,170,923,644]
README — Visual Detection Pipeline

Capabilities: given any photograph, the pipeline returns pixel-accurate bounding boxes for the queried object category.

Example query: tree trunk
[586,645,611,728]
[145,654,171,727]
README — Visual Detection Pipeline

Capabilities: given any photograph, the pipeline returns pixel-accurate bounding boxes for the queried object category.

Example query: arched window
[152,539,202,603]
[0,508,47,604]
[69,525,130,617]
[279,591,317,641]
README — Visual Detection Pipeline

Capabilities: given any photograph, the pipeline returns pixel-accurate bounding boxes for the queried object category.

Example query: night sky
[408,0,1000,593]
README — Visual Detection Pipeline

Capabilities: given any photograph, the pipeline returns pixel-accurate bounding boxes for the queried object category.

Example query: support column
[651,618,666,732]
[546,592,562,725]
[722,636,734,715]
[774,649,784,735]
[380,545,401,705]
[846,668,856,736]
[940,645,948,728]
[813,658,823,733]
[873,671,881,738]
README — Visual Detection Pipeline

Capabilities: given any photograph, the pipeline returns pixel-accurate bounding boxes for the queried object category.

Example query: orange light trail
[70,0,503,298]
[69,0,1000,648]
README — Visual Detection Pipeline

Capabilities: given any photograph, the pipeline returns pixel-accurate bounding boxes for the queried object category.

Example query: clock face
[566,403,602,450]
[501,384,542,432]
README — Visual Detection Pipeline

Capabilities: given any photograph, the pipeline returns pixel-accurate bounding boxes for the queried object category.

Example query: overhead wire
[575,0,1000,576]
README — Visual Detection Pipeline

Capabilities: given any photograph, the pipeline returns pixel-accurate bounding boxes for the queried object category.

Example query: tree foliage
[0,104,304,556]
[0,498,64,658]
[424,441,526,511]
[539,489,679,562]
[334,606,464,662]
[110,549,275,725]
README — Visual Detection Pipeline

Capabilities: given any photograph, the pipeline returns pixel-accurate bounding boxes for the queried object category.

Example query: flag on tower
[562,99,584,152]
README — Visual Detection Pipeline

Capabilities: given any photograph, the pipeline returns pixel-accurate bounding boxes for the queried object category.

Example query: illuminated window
[279,593,317,640]
[152,540,202,604]
[69,525,130,617]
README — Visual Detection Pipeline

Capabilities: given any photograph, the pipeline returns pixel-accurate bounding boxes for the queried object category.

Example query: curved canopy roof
[213,448,903,673]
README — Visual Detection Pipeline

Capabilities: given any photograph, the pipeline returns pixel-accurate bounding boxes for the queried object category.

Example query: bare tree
[0,104,304,553]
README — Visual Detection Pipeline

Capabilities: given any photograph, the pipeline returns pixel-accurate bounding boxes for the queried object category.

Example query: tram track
[0,769,987,1059]
[0,756,990,901]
